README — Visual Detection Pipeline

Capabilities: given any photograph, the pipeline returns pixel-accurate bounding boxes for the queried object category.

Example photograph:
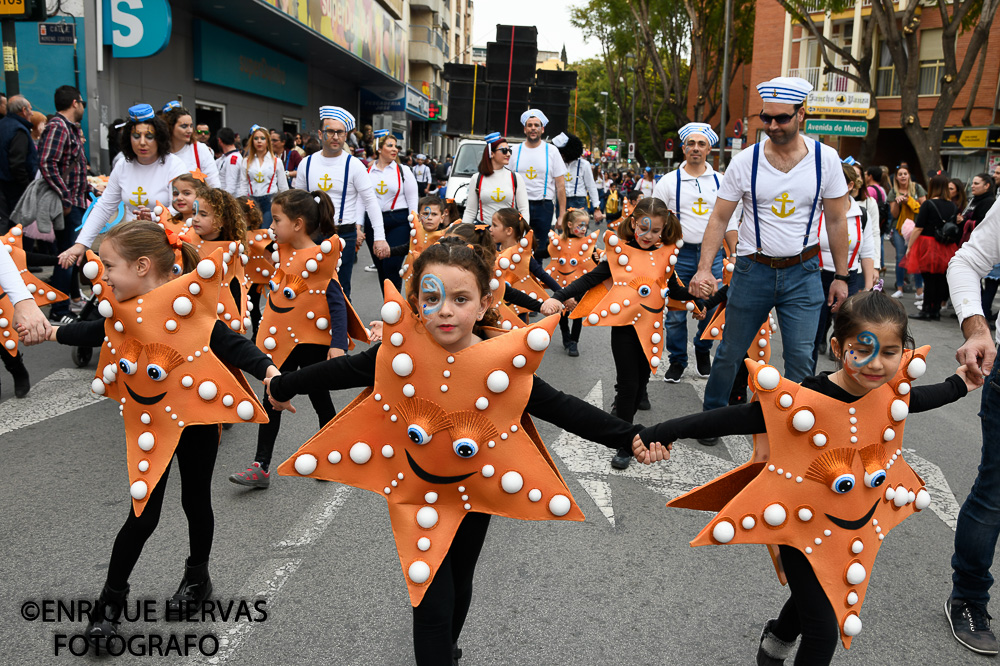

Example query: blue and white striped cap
[484,131,502,144]
[520,108,549,127]
[128,104,155,122]
[319,106,356,132]
[161,100,181,113]
[756,77,813,104]
[250,124,264,133]
[678,122,719,147]
[373,129,390,139]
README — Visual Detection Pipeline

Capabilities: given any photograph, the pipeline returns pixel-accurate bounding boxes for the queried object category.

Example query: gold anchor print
[317,174,333,192]
[375,181,389,195]
[525,166,538,180]
[129,186,149,207]
[771,193,796,218]
[692,197,709,215]
[253,171,266,183]
[565,172,574,182]
[489,187,505,203]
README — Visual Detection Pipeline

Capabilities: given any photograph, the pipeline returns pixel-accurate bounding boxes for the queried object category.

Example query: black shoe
[452,643,462,665]
[695,352,711,378]
[636,388,650,411]
[947,598,1000,655]
[567,341,579,357]
[49,312,77,325]
[84,583,129,650]
[611,446,631,469]
[909,311,933,321]
[166,559,213,621]
[756,619,794,665]
[3,352,30,398]
[698,436,720,446]
[662,362,684,383]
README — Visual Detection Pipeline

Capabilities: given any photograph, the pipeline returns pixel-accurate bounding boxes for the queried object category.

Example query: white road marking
[276,485,355,548]
[0,366,100,436]
[675,371,753,464]
[905,448,962,531]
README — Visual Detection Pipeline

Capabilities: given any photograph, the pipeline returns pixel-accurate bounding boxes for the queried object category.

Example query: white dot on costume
[884,487,896,501]
[797,507,813,522]
[897,381,911,395]
[785,472,792,479]
[198,381,218,401]
[306,311,315,320]
[712,520,735,543]
[113,321,124,333]
[610,303,621,314]
[487,370,510,393]
[501,320,512,330]
[164,319,178,332]
[294,454,318,475]
[221,394,234,407]
[328,451,342,464]
[512,253,521,264]
[189,283,201,295]
[915,488,931,510]
[608,234,619,246]
[424,492,438,504]
[907,490,915,504]
[217,303,226,315]
[482,465,495,478]
[881,427,896,442]
[791,409,815,432]
[756,366,780,391]
[814,538,822,545]
[499,257,510,269]
[98,300,114,318]
[384,487,392,494]
[269,327,277,335]
[588,314,599,324]
[617,255,629,266]
[685,302,695,312]
[487,440,495,448]
[138,459,149,473]
[500,433,508,440]
[623,299,631,307]
[321,240,333,253]
[398,473,404,480]
[778,393,793,408]
[906,357,926,379]
[130,480,148,500]
[490,279,500,291]
[651,357,660,368]
[476,397,489,410]
[501,471,524,493]
[852,540,864,554]
[350,442,372,464]
[383,405,390,411]
[306,259,318,273]
[392,353,414,377]
[88,380,104,395]
[92,284,102,295]
[893,487,908,507]
[711,327,720,336]
[512,355,527,368]
[140,412,151,425]
[316,318,329,330]
[741,516,756,530]
[196,259,216,279]
[271,251,280,263]
[172,297,193,317]
[440,385,448,393]
[180,375,194,388]
[824,529,832,537]
[417,537,431,552]
[381,445,394,458]
[82,261,100,280]
[390,332,404,346]
[846,562,867,585]
[416,506,439,529]
[890,399,908,422]
[403,383,415,397]
[526,328,550,351]
[549,495,571,516]
[408,560,431,584]
[805,547,813,554]
[237,401,255,420]
[137,432,155,451]
[381,301,402,325]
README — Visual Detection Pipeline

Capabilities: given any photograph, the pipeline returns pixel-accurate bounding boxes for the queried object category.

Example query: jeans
[952,353,1000,605]
[891,227,922,291]
[703,253,824,410]
[665,243,724,367]
[49,206,84,318]
[566,195,587,214]
[337,230,358,300]
[364,208,410,295]
[527,199,555,257]
[251,194,274,228]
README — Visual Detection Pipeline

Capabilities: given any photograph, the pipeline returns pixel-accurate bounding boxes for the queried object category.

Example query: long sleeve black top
[639,372,967,445]
[57,318,275,380]
[268,343,641,450]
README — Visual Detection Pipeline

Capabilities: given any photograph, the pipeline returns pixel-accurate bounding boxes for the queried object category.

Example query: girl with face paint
[546,208,601,357]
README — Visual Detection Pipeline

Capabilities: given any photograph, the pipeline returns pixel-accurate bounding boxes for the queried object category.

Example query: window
[918,28,944,96]
[876,43,901,97]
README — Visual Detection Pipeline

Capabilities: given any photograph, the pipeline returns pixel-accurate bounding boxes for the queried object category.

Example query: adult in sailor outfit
[512,109,567,257]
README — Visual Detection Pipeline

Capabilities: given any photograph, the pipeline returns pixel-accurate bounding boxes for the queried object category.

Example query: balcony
[788,66,849,92]
[409,24,449,70]
[410,0,443,13]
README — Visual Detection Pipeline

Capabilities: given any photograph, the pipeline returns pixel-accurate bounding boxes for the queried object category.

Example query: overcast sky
[470,1,603,62]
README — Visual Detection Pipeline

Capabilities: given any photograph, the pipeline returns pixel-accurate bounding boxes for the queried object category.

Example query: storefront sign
[406,84,429,120]
[193,21,307,106]
[942,128,989,149]
[261,0,405,83]
[101,0,171,58]
[805,91,870,117]
[804,119,868,137]
[360,86,406,113]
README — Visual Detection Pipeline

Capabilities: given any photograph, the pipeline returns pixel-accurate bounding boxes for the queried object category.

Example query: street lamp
[625,53,636,160]
[600,91,609,153]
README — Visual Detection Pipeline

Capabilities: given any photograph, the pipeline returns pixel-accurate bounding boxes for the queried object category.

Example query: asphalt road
[0,244,994,665]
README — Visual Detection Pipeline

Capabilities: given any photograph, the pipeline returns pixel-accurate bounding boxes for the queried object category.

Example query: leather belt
[748,245,819,269]
[334,223,358,234]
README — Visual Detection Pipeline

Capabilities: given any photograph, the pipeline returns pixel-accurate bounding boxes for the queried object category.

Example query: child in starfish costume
[546,209,601,356]
[394,195,447,293]
[264,237,642,665]
[21,220,275,649]
[179,187,251,333]
[236,195,270,339]
[634,290,978,663]
[229,188,369,489]
[161,172,204,234]
[490,208,559,321]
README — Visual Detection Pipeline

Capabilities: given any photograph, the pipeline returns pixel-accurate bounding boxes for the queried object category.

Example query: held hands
[631,434,672,465]
[373,240,390,259]
[956,321,996,385]
[12,300,52,345]
[57,243,87,269]
[956,365,984,392]
[368,320,384,342]
[691,269,718,299]
[263,368,296,413]
[563,297,578,312]
[540,298,564,315]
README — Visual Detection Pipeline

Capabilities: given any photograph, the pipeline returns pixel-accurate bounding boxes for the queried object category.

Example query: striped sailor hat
[678,122,719,147]
[520,108,549,127]
[162,100,181,113]
[373,129,390,139]
[319,106,356,132]
[756,77,813,105]
[129,104,155,122]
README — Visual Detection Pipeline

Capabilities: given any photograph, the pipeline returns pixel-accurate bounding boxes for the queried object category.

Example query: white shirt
[78,154,188,248]
[462,168,530,224]
[173,142,221,188]
[413,163,432,184]
[246,153,289,197]
[367,161,419,212]
[818,200,873,272]
[564,159,599,209]
[654,162,728,245]
[292,151,385,240]
[216,150,248,197]
[634,177,654,197]
[0,243,31,304]
[861,195,881,269]
[718,137,848,257]
[513,142,567,202]
[948,197,1000,339]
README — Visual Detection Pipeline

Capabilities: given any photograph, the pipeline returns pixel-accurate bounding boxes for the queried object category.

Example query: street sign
[664,138,674,151]
[804,119,868,137]
[0,0,26,17]
[38,22,75,45]
[628,142,635,159]
[733,119,743,137]
[805,91,871,117]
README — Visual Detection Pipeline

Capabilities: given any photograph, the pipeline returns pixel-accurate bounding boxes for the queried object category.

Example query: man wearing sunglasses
[512,108,567,257]
[292,105,388,299]
[195,124,211,144]
[689,76,850,438]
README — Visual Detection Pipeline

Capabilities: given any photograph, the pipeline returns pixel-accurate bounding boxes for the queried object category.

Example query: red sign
[665,138,674,151]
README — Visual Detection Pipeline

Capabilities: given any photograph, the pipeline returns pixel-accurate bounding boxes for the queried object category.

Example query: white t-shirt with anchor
[77,154,188,248]
[292,151,385,240]
[564,158,599,208]
[367,161,419,212]
[461,167,530,224]
[512,142,567,202]
[654,161,731,245]
[246,153,289,197]
[718,137,847,257]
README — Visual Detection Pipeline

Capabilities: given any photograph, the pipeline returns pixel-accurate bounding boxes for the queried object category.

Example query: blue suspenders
[675,169,720,224]
[573,159,581,196]
[515,144,550,199]
[750,140,821,253]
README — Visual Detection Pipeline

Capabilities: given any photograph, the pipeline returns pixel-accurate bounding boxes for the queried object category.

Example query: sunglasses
[759,112,796,125]
[76,99,86,109]
[495,147,512,155]
[196,129,210,135]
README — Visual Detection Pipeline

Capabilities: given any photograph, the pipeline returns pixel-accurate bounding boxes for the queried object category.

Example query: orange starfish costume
[0,225,68,356]
[179,229,251,332]
[545,230,601,288]
[277,283,583,605]
[668,350,932,648]
[494,233,548,316]
[570,230,679,373]
[400,216,446,292]
[245,227,276,286]
[80,249,269,516]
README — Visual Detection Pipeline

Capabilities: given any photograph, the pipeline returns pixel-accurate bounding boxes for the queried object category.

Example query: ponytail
[271,189,337,237]
[103,220,200,278]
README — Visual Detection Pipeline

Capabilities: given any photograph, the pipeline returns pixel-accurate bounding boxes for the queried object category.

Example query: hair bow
[190,169,207,183]
[164,228,185,250]
[872,278,884,293]
[246,200,256,210]
[474,223,490,232]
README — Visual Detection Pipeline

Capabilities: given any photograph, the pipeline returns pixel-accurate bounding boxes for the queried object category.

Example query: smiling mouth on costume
[557,269,576,276]
[125,383,167,405]
[640,303,664,314]
[406,450,475,484]
[269,301,294,314]
[825,499,880,530]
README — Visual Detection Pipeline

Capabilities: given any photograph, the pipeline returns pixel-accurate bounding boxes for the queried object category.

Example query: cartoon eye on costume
[268,280,279,292]
[269,268,286,292]
[279,274,309,300]
[628,276,660,298]
[147,364,169,381]
[395,397,453,446]
[637,285,652,297]
[282,287,297,300]
[172,263,183,276]
[558,258,567,265]
[864,470,886,488]
[408,425,432,444]
[832,473,856,494]
[143,342,185,382]
[804,447,857,493]
[117,338,143,375]
[119,359,138,375]
[453,438,479,458]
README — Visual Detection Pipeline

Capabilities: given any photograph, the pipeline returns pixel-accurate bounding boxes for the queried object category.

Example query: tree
[561,44,569,68]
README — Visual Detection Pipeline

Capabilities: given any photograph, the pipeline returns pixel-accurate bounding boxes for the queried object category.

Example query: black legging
[559,313,582,344]
[254,343,336,470]
[412,512,491,665]
[770,545,839,665]
[105,424,219,590]
[921,272,949,315]
[611,326,649,424]
[248,284,264,340]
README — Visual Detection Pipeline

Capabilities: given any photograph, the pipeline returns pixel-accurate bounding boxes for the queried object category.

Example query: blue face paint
[844,330,879,378]
[192,199,200,216]
[420,273,445,316]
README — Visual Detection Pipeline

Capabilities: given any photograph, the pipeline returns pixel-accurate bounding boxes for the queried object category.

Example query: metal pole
[602,93,608,151]
[2,21,19,96]
[630,74,635,151]
[719,0,733,170]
